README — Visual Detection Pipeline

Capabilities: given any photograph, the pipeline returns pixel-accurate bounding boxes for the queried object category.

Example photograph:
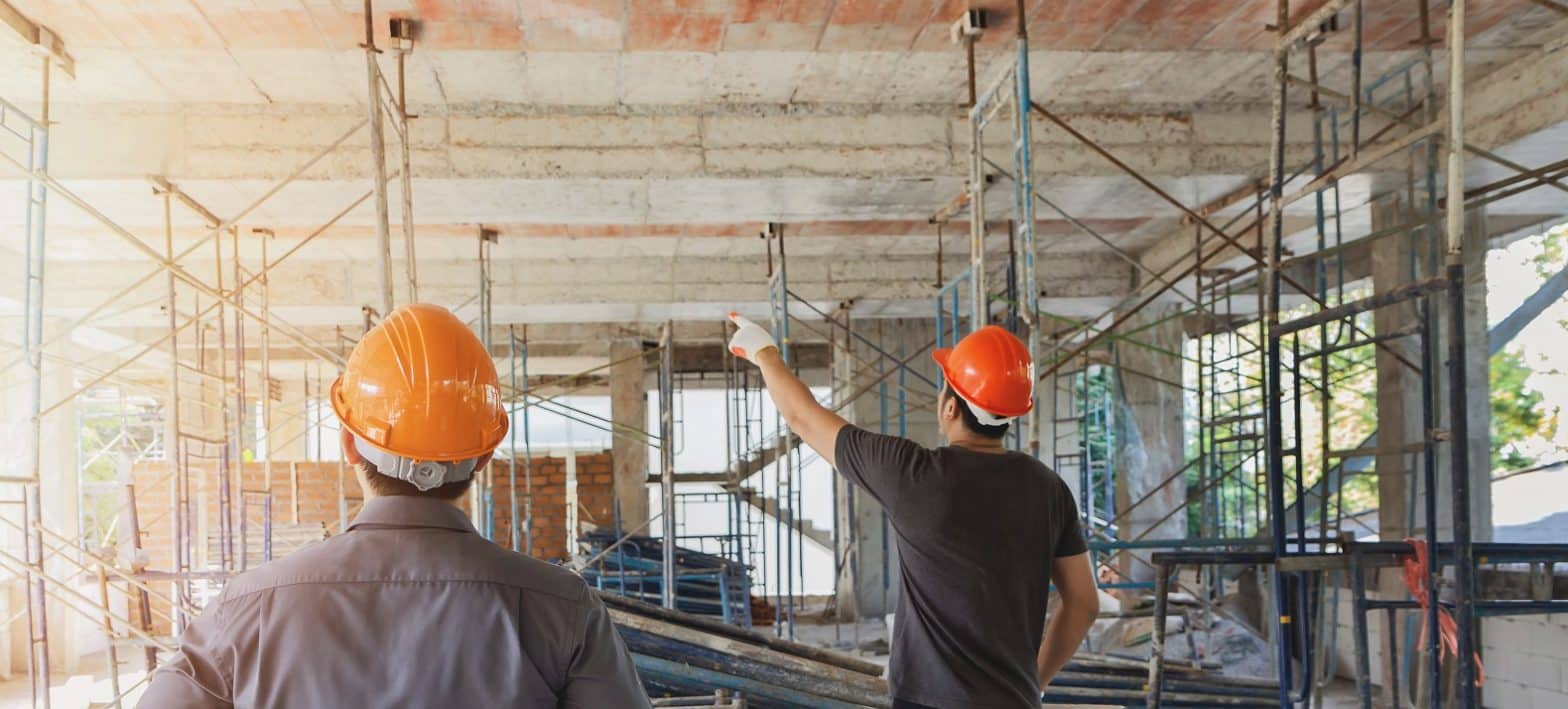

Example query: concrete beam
[1466,16,1568,152]
[22,250,1136,319]
[26,103,1315,181]
[0,0,73,77]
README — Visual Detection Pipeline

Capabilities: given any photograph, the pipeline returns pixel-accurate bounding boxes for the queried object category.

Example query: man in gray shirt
[140,304,649,708]
[728,316,1100,709]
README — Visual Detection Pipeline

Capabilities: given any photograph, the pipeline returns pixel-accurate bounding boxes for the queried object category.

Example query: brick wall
[482,452,615,561]
[125,450,616,632]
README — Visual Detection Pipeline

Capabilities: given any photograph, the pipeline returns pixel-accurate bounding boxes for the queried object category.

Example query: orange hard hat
[932,325,1035,423]
[331,303,508,461]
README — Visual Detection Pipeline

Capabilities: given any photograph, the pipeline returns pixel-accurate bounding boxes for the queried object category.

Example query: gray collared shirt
[139,496,649,708]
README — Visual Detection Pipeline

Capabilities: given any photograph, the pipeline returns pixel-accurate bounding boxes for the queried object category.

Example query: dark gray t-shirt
[835,425,1087,709]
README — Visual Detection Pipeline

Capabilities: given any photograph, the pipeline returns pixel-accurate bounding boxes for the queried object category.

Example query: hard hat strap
[352,434,481,492]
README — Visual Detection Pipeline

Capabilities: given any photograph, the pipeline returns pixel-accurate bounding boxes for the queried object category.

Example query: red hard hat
[932,325,1035,421]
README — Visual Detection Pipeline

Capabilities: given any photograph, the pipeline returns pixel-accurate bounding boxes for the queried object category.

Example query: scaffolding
[0,1,434,703]
[909,2,1568,707]
[0,0,1563,706]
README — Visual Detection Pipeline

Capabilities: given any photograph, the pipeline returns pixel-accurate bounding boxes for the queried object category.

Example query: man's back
[140,497,648,708]
[835,426,1086,709]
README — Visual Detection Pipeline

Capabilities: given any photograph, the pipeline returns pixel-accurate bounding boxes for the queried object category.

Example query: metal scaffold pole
[476,228,497,538]
[15,55,53,709]
[659,322,677,609]
[967,85,988,329]
[1444,2,1479,704]
[363,0,394,316]
[231,226,246,571]
[1009,3,1040,458]
[258,228,275,564]
[391,17,418,303]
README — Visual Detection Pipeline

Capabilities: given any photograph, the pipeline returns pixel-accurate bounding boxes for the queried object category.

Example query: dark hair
[355,461,475,501]
[942,385,1009,440]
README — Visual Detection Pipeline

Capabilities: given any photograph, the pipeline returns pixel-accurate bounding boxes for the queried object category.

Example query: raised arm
[1037,551,1098,688]
[728,313,849,464]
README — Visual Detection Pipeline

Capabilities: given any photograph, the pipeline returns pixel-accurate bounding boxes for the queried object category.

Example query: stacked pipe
[1044,653,1279,708]
[600,592,890,708]
[581,531,752,625]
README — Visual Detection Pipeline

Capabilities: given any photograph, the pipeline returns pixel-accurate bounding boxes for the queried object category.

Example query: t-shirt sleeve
[834,425,927,515]
[1053,474,1088,557]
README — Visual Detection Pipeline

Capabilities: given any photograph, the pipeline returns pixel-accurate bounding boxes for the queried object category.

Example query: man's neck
[949,437,1008,454]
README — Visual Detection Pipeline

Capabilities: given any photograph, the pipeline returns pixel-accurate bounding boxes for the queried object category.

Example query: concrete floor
[0,651,152,708]
[0,645,1382,709]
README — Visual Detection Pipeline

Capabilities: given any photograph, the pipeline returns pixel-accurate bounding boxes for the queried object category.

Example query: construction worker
[727,314,1099,709]
[140,304,649,708]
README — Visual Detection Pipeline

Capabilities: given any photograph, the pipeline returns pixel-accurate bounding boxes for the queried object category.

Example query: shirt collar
[347,496,478,534]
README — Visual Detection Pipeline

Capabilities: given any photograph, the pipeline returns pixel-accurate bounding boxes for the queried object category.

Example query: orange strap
[1400,538,1485,687]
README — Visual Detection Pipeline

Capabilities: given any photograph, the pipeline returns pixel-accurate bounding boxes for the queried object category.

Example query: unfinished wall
[1327,572,1568,708]
[483,452,616,562]
[1113,305,1188,596]
[833,316,940,619]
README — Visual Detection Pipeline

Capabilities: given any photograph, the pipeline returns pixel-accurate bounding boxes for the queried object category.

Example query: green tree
[1532,223,1568,333]
[1531,223,1567,281]
[1490,347,1559,473]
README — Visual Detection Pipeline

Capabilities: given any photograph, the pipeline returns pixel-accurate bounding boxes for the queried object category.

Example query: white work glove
[727,312,778,363]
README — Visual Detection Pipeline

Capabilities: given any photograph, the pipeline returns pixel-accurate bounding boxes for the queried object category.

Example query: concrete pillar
[1112,305,1187,599]
[832,318,939,619]
[267,377,308,462]
[1448,205,1492,542]
[0,326,85,674]
[1371,195,1420,544]
[1373,197,1491,541]
[1041,328,1082,502]
[38,333,81,672]
[1369,195,1492,701]
[609,339,649,533]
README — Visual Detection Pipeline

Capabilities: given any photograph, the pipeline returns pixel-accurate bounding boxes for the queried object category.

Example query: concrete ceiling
[0,0,1564,379]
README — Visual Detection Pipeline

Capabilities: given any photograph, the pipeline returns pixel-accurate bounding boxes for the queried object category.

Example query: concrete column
[1370,194,1428,703]
[831,318,940,619]
[609,339,649,533]
[1369,195,1492,700]
[267,377,308,462]
[1112,305,1188,598]
[1373,197,1491,541]
[1371,194,1421,544]
[38,332,81,672]
[1041,327,1082,501]
[1448,205,1491,542]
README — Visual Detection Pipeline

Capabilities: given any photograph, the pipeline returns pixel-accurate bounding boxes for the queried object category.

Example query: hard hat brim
[330,374,508,463]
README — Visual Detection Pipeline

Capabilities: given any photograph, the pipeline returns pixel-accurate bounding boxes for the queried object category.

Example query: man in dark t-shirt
[727,315,1100,709]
